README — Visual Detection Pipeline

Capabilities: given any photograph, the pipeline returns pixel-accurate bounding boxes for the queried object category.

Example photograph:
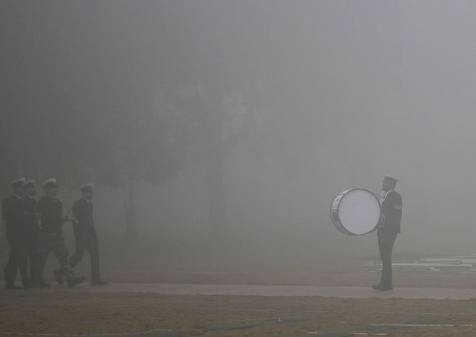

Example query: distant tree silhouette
[154,85,256,235]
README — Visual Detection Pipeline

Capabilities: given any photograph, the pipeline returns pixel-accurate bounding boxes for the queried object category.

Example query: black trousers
[4,239,28,287]
[378,232,398,288]
[27,236,37,281]
[69,229,100,283]
[32,232,74,284]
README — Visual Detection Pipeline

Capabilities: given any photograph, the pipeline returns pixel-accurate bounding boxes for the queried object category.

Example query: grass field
[1,290,476,337]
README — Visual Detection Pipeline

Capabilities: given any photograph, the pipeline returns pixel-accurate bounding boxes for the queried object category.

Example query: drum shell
[330,189,380,236]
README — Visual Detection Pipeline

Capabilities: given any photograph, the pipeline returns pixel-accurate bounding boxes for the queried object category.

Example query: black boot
[4,268,21,289]
[5,283,23,290]
[372,283,392,291]
[67,275,86,288]
[30,279,50,288]
[54,269,64,285]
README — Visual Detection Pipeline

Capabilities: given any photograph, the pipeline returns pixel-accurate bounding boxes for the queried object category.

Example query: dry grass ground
[105,268,476,289]
[1,290,476,337]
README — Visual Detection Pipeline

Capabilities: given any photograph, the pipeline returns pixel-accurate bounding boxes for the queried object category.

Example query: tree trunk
[125,175,137,242]
[206,158,227,236]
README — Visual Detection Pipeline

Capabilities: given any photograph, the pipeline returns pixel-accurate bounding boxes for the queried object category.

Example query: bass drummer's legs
[375,233,397,290]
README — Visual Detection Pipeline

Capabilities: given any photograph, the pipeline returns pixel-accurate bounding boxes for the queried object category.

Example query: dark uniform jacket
[378,190,402,236]
[72,199,95,238]
[37,196,63,234]
[23,195,39,237]
[2,195,26,242]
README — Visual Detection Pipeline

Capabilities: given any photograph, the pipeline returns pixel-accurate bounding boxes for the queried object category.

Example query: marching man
[32,178,85,288]
[69,184,107,286]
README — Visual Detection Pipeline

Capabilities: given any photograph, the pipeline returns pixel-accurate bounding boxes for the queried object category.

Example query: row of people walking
[2,177,107,289]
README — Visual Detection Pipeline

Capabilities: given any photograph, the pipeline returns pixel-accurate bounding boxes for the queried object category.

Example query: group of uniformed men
[2,175,403,291]
[2,177,107,289]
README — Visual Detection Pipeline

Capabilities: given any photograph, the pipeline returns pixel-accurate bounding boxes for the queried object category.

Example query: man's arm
[36,198,46,230]
[1,199,10,240]
[394,193,403,231]
[2,198,10,222]
[72,201,81,221]
[69,201,81,226]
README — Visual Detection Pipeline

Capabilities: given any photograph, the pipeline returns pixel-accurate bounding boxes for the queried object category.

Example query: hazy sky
[3,1,476,262]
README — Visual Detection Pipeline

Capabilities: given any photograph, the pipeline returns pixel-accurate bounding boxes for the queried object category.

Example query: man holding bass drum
[373,176,402,291]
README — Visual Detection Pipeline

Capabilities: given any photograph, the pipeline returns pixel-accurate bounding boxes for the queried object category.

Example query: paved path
[79,283,476,300]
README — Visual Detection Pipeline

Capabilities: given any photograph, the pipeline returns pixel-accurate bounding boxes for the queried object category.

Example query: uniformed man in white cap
[31,178,85,288]
[373,175,403,291]
[23,179,39,284]
[70,183,107,285]
[2,178,28,289]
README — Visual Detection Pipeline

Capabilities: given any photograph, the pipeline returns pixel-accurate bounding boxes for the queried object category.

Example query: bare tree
[155,85,256,235]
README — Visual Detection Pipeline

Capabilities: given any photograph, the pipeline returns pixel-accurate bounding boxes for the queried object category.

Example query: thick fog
[2,1,476,276]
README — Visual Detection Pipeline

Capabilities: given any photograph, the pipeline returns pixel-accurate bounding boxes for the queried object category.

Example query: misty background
[1,1,476,279]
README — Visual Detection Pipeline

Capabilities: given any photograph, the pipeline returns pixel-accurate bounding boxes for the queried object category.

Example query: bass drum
[330,188,381,236]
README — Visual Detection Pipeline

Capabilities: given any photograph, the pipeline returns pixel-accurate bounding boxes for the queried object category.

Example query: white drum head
[330,189,381,236]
